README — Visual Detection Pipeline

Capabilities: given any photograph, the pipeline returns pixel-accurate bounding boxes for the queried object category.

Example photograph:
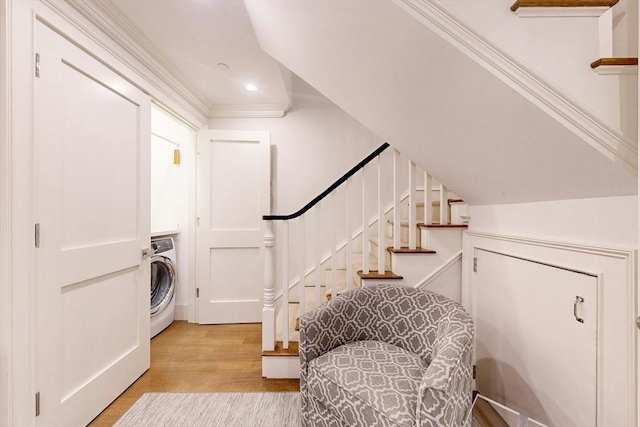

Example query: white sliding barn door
[34,22,150,426]
[475,250,597,427]
[196,130,270,324]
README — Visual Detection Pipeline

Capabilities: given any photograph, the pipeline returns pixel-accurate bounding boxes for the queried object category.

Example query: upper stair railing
[261,142,452,352]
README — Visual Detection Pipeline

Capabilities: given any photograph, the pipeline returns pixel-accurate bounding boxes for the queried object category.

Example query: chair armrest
[416,315,474,427]
[298,289,379,374]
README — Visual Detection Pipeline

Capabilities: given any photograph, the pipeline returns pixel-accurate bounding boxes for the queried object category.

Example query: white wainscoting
[462,231,637,426]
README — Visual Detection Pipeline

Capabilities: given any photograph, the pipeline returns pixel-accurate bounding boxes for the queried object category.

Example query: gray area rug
[115,392,300,427]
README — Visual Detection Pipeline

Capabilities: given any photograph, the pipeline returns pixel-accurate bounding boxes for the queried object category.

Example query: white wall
[468,195,638,248]
[151,105,196,320]
[209,75,385,288]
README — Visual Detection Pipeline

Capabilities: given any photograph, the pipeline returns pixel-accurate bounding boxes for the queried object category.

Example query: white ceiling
[110,0,291,112]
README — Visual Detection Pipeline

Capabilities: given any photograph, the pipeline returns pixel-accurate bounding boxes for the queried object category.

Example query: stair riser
[383,224,422,249]
[420,227,465,251]
[390,253,452,286]
[368,240,392,270]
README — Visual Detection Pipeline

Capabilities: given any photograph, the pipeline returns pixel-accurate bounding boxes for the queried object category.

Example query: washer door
[150,255,176,316]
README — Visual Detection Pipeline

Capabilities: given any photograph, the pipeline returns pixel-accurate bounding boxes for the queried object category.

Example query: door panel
[475,250,597,427]
[35,21,150,426]
[61,269,140,399]
[197,130,270,324]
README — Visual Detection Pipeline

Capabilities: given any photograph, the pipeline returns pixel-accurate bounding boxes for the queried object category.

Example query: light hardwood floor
[89,321,300,426]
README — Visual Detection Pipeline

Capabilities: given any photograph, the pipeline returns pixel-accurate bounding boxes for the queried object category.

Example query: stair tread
[387,247,436,254]
[590,57,638,69]
[418,223,469,229]
[262,341,299,357]
[511,0,618,12]
[357,270,403,279]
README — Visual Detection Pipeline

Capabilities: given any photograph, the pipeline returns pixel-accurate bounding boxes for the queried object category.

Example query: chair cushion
[308,340,429,427]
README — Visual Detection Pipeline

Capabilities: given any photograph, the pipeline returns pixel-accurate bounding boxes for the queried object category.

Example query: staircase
[262,143,468,378]
[255,0,637,379]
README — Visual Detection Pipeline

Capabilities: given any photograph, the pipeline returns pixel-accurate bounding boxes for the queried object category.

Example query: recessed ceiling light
[245,83,258,92]
[217,63,229,70]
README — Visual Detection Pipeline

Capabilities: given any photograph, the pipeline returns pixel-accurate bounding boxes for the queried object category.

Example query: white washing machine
[150,237,177,338]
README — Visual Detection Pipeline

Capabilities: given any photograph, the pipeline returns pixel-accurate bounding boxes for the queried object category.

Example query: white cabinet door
[35,22,150,426]
[475,250,597,427]
[196,130,270,324]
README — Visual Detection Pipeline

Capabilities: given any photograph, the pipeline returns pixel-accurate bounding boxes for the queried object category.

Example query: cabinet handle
[574,296,584,323]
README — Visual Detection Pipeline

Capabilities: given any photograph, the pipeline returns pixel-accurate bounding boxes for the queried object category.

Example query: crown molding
[396,0,638,172]
[56,0,211,124]
[209,104,291,118]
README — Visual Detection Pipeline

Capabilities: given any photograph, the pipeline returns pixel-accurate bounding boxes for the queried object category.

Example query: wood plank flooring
[89,321,300,426]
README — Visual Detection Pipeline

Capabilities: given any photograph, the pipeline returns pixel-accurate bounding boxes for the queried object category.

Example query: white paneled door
[475,250,597,427]
[35,22,150,426]
[196,130,270,324]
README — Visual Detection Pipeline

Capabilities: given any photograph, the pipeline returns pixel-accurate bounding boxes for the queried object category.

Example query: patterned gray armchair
[299,284,474,427]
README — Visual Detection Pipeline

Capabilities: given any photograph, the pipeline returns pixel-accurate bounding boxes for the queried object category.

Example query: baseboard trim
[262,356,300,379]
[174,304,188,321]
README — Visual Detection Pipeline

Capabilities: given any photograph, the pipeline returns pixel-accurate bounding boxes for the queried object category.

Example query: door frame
[0,1,12,425]
[463,231,637,426]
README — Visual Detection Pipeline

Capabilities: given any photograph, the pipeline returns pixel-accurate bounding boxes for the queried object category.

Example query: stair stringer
[245,0,637,205]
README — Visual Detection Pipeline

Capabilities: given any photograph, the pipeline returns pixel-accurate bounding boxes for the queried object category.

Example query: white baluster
[315,203,322,306]
[377,155,385,274]
[439,184,449,225]
[262,221,276,352]
[345,178,353,291]
[408,161,417,250]
[393,150,401,250]
[424,172,432,226]
[330,190,337,299]
[299,215,306,317]
[362,166,370,275]
[282,221,289,349]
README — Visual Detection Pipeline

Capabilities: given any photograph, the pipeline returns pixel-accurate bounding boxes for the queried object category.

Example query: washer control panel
[151,238,174,254]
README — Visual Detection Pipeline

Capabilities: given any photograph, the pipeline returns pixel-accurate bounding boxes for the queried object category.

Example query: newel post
[262,220,276,352]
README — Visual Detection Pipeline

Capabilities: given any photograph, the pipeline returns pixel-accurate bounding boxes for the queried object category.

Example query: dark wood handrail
[263,142,391,221]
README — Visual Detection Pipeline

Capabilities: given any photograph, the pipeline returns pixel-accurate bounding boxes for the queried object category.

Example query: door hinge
[472,365,477,380]
[35,53,40,78]
[35,392,40,416]
[196,217,200,227]
[473,257,477,272]
[196,288,199,298]
[35,223,40,248]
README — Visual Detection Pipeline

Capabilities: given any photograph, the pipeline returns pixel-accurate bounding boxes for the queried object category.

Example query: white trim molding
[593,65,639,75]
[416,250,462,289]
[396,0,638,172]
[0,1,12,424]
[463,231,638,426]
[209,103,291,118]
[514,7,611,18]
